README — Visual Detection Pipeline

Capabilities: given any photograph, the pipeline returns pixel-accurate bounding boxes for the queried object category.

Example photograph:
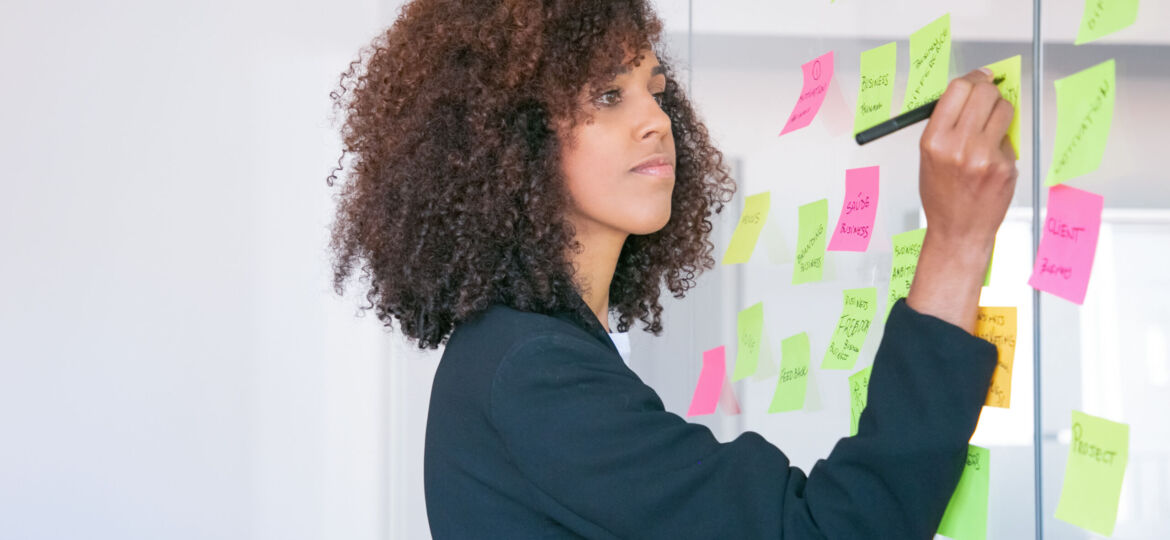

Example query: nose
[635,93,672,143]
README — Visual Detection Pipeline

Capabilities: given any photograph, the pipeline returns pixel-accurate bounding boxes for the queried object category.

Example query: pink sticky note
[1028,185,1105,304]
[687,346,726,416]
[827,166,880,252]
[779,51,834,136]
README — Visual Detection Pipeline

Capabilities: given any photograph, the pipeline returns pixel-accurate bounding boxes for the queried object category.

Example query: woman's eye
[653,91,666,107]
[595,89,622,107]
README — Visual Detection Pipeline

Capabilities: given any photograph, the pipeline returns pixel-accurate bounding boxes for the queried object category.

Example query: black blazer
[424,294,996,539]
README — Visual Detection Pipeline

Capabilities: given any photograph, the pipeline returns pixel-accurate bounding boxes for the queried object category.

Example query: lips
[631,155,675,177]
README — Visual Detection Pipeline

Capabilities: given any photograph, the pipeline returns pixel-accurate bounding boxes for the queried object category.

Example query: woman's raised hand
[906,68,1019,333]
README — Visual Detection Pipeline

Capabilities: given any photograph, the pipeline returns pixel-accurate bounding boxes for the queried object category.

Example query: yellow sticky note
[793,198,828,284]
[854,42,897,133]
[1055,411,1130,536]
[984,55,1022,158]
[722,192,771,264]
[1047,59,1116,186]
[975,307,1017,408]
[903,14,951,112]
[848,365,872,436]
[732,302,765,381]
[885,228,926,322]
[1076,0,1140,45]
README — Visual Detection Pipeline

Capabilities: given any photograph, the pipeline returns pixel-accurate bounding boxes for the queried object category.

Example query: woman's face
[560,49,675,240]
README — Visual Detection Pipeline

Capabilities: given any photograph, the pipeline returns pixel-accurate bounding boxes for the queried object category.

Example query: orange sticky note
[976,307,1018,408]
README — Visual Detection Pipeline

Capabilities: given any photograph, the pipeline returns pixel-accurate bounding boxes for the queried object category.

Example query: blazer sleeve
[489,299,997,540]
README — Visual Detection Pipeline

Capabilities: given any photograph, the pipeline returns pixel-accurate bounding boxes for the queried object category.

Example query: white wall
[0,1,410,538]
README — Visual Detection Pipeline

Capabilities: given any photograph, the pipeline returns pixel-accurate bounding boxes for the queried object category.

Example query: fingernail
[978,67,994,77]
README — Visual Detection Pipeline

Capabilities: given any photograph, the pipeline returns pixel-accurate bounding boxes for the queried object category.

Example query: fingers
[927,71,983,131]
[984,97,1015,141]
[999,135,1018,164]
[956,80,1003,134]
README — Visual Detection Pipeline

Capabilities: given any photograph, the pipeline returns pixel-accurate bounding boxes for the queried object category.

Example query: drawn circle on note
[812,60,822,80]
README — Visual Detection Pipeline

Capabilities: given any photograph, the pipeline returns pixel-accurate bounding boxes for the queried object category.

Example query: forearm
[905,231,993,334]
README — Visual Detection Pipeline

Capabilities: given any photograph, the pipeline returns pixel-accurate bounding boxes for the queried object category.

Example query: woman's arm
[907,68,1019,333]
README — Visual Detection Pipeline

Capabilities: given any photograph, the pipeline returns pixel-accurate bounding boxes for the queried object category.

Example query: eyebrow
[617,65,666,77]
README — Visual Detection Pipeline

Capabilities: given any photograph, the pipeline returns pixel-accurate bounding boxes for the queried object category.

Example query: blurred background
[1,1,1166,539]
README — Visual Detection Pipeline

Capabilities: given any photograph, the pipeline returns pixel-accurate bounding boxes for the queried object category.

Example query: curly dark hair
[327,0,735,349]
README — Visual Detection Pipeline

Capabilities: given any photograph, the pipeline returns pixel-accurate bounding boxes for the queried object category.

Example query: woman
[328,1,1016,538]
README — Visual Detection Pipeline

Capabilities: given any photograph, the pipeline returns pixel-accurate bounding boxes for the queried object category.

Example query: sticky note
[827,166,880,252]
[854,42,897,133]
[984,55,1022,158]
[732,302,765,381]
[1076,0,1139,45]
[885,228,927,321]
[793,199,828,284]
[975,307,1017,408]
[848,365,872,436]
[722,192,771,265]
[938,445,991,540]
[1055,410,1130,536]
[1046,59,1115,186]
[903,14,951,112]
[688,346,726,416]
[768,332,810,413]
[780,51,834,135]
[1028,185,1104,304]
[822,287,877,370]
[718,367,741,415]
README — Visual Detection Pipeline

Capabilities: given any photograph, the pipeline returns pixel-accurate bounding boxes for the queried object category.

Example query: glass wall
[632,1,1168,538]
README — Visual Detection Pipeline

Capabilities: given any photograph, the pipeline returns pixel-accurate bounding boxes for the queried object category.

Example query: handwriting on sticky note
[822,287,877,370]
[780,51,834,135]
[938,444,990,540]
[732,302,765,382]
[1028,185,1104,304]
[885,228,926,321]
[828,166,880,252]
[687,346,727,416]
[848,365,872,436]
[1076,0,1139,45]
[1055,410,1130,536]
[793,199,828,284]
[768,332,810,413]
[976,307,1017,408]
[1046,59,1115,186]
[855,42,897,133]
[903,14,951,112]
[722,192,771,265]
[984,55,1022,158]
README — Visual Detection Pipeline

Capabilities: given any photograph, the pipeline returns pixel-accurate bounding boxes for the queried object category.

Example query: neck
[568,221,627,334]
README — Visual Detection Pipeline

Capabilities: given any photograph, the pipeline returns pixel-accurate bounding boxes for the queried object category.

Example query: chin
[628,209,672,235]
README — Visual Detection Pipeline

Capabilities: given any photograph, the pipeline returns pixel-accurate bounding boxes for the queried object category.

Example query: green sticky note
[822,287,877,370]
[768,332,810,413]
[885,228,926,322]
[722,192,771,264]
[984,55,1022,158]
[854,42,897,133]
[903,13,951,112]
[793,198,828,284]
[1076,0,1139,45]
[1047,59,1116,186]
[938,445,990,540]
[732,302,765,381]
[983,241,995,287]
[848,365,872,436]
[1055,410,1130,536]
